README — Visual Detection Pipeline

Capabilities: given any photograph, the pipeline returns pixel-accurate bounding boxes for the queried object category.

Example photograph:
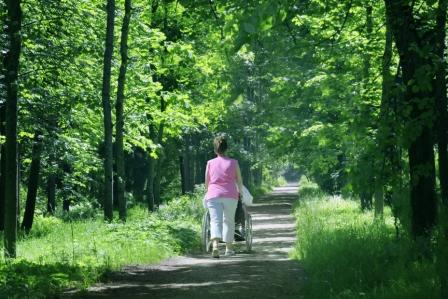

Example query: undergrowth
[294,179,441,299]
[0,191,204,299]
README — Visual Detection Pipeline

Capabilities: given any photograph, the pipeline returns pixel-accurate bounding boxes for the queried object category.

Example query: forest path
[70,185,305,298]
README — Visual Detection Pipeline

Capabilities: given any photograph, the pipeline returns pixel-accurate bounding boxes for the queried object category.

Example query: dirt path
[68,185,305,298]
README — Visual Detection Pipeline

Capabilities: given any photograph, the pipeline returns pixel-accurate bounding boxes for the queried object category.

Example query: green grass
[293,183,441,299]
[0,193,204,298]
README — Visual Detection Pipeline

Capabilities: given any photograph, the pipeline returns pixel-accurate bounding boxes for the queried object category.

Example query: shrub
[294,188,440,299]
[0,190,204,298]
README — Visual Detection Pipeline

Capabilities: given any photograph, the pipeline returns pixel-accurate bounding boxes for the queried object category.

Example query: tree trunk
[21,132,43,233]
[194,135,203,185]
[360,191,373,211]
[132,148,146,202]
[180,154,186,194]
[374,9,393,218]
[408,132,437,236]
[0,103,5,231]
[4,0,22,258]
[374,181,384,218]
[364,3,384,217]
[435,1,448,297]
[114,0,132,221]
[153,99,166,208]
[435,0,448,206]
[101,0,115,222]
[145,119,156,211]
[146,154,155,210]
[385,0,437,237]
[153,159,162,207]
[46,173,56,214]
[62,199,70,212]
[0,0,6,232]
[153,148,164,207]
[153,146,164,208]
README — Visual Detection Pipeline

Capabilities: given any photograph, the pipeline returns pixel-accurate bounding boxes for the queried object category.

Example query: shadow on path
[66,185,305,299]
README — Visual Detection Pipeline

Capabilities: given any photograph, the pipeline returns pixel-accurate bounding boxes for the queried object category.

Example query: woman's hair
[213,136,228,155]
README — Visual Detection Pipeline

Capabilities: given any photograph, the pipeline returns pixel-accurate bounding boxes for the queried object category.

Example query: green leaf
[243,22,256,34]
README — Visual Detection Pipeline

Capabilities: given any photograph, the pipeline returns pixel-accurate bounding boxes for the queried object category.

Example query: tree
[21,131,43,233]
[101,0,115,221]
[0,1,5,231]
[384,0,438,238]
[374,5,393,218]
[3,0,23,258]
[115,0,132,221]
[434,2,448,297]
[0,104,5,230]
[435,0,448,205]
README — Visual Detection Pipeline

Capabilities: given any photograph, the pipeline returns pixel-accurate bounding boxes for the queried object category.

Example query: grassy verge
[0,192,204,298]
[293,180,440,299]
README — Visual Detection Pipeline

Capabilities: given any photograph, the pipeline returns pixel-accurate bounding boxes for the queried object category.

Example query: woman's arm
[236,162,243,193]
[205,162,210,190]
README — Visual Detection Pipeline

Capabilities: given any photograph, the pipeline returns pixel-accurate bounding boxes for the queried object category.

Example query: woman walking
[205,136,243,258]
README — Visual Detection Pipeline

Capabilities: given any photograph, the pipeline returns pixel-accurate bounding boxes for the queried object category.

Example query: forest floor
[65,185,306,298]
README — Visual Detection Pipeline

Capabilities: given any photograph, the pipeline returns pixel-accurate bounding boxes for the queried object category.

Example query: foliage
[293,183,441,299]
[0,191,203,298]
[1,0,447,297]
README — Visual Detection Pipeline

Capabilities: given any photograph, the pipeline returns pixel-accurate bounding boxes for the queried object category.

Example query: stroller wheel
[201,211,212,252]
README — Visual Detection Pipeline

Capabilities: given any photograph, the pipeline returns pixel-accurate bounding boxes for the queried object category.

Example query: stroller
[201,199,253,253]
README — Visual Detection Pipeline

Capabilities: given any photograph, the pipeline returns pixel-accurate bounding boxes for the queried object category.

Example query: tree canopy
[0,0,448,295]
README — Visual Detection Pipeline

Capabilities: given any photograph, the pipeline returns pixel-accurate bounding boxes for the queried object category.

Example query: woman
[205,136,243,258]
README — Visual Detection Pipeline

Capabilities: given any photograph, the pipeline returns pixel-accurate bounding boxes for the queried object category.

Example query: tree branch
[331,0,353,46]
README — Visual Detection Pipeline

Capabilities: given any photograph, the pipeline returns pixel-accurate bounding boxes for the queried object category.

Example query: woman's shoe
[212,248,220,258]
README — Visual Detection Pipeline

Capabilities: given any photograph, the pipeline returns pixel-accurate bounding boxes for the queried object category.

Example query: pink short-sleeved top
[205,156,239,200]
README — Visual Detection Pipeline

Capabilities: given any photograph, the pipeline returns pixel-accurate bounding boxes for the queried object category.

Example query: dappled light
[66,187,305,298]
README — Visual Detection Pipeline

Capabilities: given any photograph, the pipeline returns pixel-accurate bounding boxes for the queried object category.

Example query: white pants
[207,198,238,243]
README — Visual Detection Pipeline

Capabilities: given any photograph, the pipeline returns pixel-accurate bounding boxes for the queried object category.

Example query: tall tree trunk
[0,103,5,230]
[21,132,43,233]
[145,114,157,212]
[435,0,448,206]
[143,0,160,211]
[62,198,70,212]
[375,8,393,218]
[435,1,448,297]
[115,0,132,221]
[364,3,384,218]
[194,154,203,185]
[4,0,22,258]
[0,0,6,232]
[153,123,164,207]
[101,0,115,222]
[153,159,162,206]
[132,148,146,202]
[145,118,156,211]
[385,0,437,237]
[194,135,203,185]
[153,98,166,208]
[180,154,186,194]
